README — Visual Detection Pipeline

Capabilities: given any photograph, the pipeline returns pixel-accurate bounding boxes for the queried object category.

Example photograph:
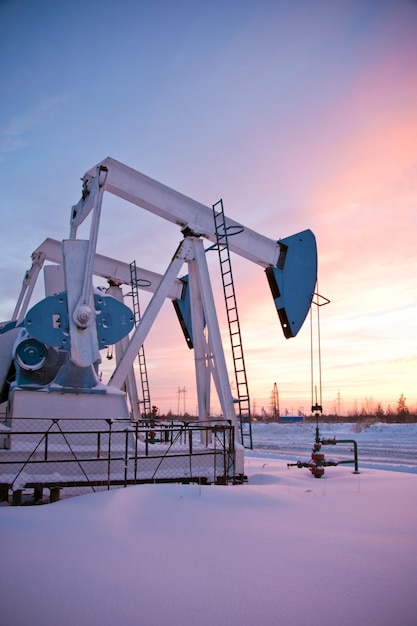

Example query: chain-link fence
[0,417,236,504]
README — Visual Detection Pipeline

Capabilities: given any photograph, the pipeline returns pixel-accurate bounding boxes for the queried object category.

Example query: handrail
[0,418,236,504]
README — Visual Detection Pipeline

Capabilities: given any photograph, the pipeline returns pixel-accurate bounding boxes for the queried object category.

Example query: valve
[287,436,338,478]
[309,442,326,477]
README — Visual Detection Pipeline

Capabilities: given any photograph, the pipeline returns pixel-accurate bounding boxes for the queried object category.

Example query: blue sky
[1,0,416,415]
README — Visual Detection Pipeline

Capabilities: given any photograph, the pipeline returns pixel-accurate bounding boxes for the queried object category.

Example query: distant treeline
[261,393,417,424]
[303,412,417,424]
[162,412,417,424]
[161,394,417,424]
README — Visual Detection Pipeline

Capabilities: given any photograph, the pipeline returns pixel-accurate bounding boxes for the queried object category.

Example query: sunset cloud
[0,0,416,415]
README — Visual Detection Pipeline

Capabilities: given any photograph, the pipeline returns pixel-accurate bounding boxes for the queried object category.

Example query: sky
[1,423,416,626]
[0,0,416,416]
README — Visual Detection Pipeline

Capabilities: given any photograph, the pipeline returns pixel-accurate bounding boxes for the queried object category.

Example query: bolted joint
[75,304,92,327]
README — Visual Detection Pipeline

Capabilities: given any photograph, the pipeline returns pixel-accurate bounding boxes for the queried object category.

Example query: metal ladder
[212,200,253,449]
[129,261,152,419]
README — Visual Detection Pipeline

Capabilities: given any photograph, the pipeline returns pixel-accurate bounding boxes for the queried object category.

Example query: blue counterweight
[265,230,317,338]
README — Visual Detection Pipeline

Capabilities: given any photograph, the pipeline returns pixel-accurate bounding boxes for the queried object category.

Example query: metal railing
[0,417,236,504]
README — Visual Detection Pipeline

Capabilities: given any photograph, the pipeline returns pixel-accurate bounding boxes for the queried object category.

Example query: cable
[310,280,325,414]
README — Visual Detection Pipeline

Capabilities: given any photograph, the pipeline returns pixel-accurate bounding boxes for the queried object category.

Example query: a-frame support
[188,238,239,430]
[108,235,243,472]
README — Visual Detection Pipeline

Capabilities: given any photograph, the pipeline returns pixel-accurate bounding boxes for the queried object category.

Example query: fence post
[124,428,129,486]
[106,419,112,490]
[134,421,139,483]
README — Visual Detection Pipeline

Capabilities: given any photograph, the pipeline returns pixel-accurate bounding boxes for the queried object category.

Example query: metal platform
[0,417,237,504]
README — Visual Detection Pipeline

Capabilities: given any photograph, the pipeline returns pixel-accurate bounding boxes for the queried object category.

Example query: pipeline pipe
[321,438,359,473]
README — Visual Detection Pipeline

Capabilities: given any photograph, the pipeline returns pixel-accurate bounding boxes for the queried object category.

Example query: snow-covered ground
[252,420,417,473]
[1,422,416,626]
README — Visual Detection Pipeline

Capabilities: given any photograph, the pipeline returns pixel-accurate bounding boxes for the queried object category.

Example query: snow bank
[1,456,416,626]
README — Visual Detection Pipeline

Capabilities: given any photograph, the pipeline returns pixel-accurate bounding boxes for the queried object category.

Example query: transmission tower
[177,386,187,416]
[272,382,280,420]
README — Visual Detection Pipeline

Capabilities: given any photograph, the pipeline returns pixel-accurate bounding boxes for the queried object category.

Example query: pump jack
[0,157,318,480]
